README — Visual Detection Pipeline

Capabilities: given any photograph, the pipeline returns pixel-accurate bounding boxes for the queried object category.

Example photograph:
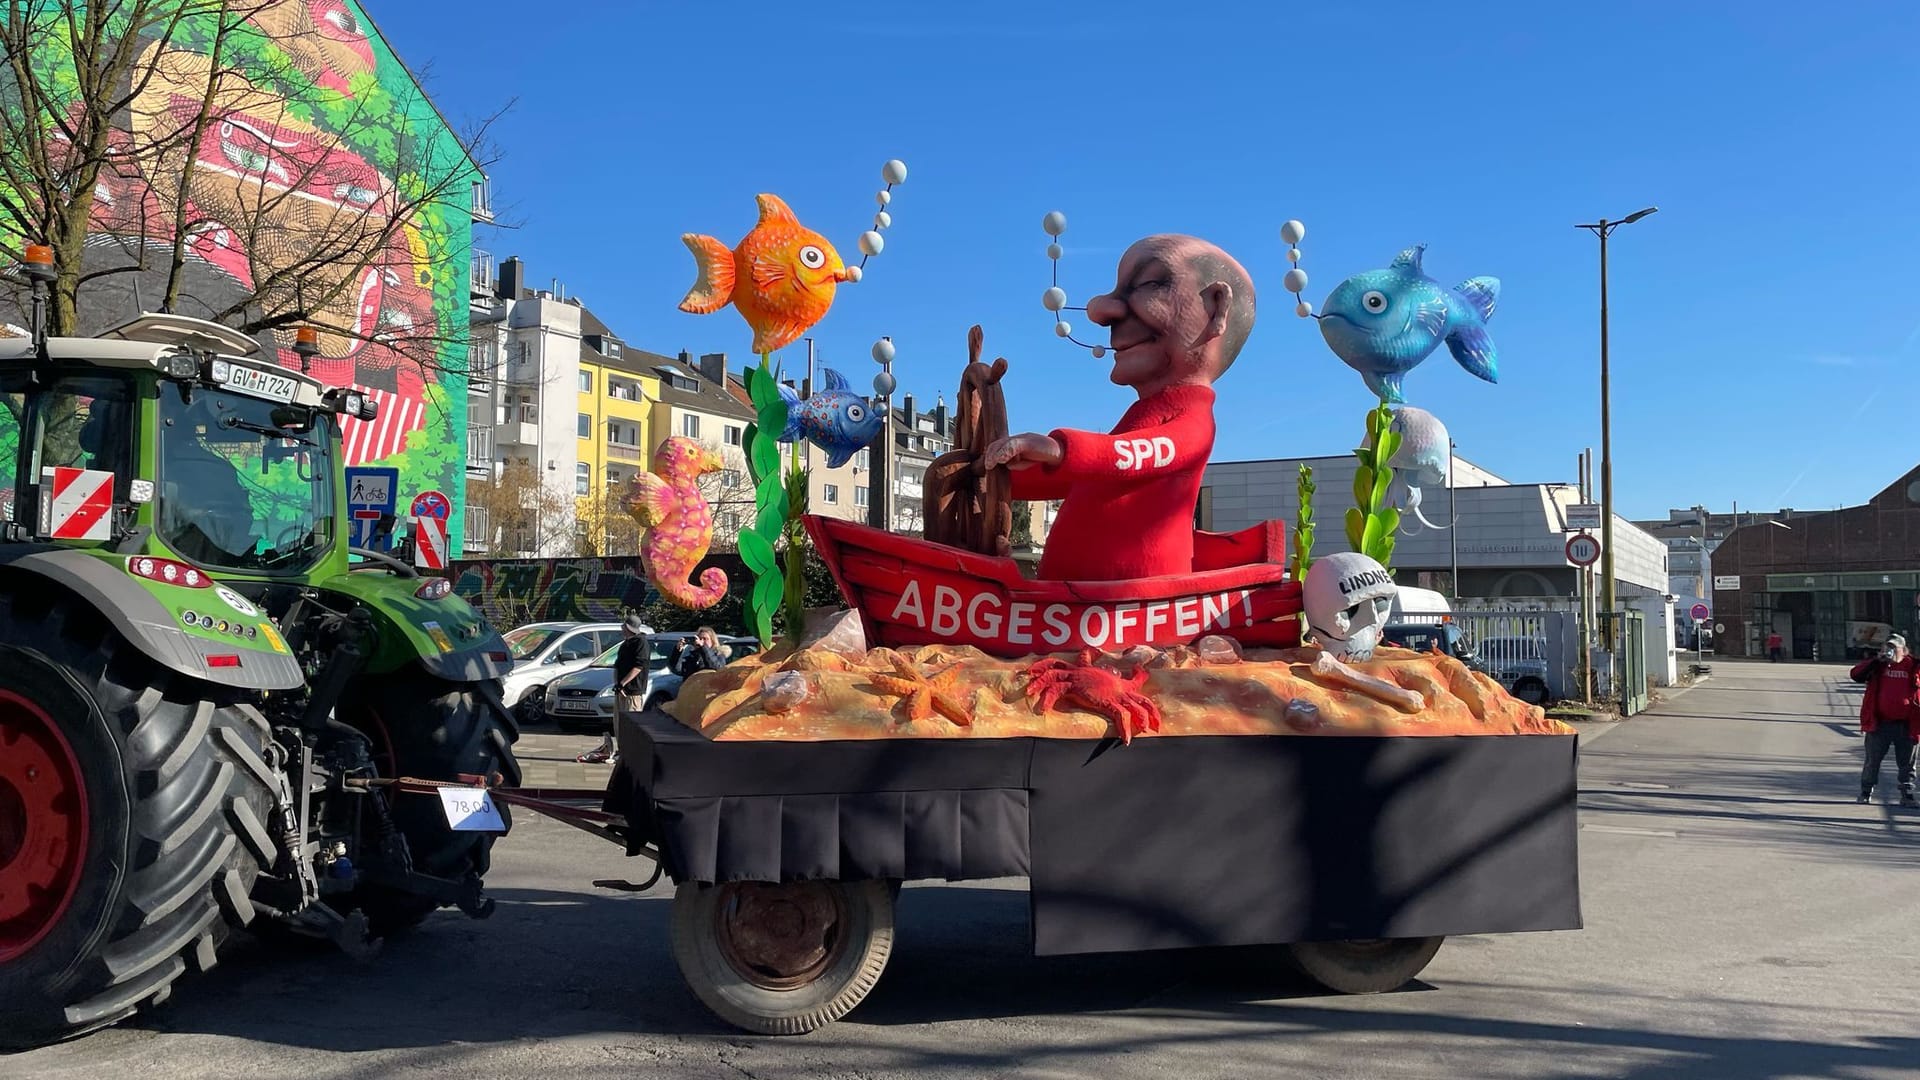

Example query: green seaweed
[1346,399,1401,570]
[739,354,791,644]
[1293,463,1316,582]
[780,443,811,647]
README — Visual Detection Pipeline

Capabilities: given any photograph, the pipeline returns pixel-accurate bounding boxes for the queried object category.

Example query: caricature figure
[983,235,1255,581]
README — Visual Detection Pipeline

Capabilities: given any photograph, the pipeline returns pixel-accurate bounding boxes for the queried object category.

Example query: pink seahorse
[626,437,730,610]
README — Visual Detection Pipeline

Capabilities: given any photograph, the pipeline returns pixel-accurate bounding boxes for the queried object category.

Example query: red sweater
[1012,384,1215,582]
[1849,654,1920,734]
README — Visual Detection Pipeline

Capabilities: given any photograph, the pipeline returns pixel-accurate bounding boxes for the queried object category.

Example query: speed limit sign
[1565,533,1601,567]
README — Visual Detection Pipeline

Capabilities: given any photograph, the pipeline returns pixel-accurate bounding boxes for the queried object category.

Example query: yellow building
[573,317,661,555]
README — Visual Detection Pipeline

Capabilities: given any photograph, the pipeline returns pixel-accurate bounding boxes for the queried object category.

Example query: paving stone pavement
[510,725,620,790]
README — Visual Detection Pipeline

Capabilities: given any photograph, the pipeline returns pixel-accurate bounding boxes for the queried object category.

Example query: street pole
[868,337,895,530]
[1447,438,1459,598]
[1576,206,1657,699]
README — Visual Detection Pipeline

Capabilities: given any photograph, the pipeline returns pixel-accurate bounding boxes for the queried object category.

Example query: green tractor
[0,251,521,1049]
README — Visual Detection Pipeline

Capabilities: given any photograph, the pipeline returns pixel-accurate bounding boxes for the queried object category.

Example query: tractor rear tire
[338,669,521,936]
[0,592,278,1050]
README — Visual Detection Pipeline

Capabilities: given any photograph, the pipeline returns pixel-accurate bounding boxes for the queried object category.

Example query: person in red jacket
[1849,633,1919,806]
[1766,630,1784,662]
[982,234,1255,581]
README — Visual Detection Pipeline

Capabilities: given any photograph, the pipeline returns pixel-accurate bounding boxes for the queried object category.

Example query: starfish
[869,653,973,727]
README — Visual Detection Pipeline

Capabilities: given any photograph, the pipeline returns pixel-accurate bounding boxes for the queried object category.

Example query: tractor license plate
[556,700,594,712]
[222,364,298,403]
[437,788,506,832]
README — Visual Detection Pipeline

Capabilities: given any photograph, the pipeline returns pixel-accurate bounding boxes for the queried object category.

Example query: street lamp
[1575,206,1658,684]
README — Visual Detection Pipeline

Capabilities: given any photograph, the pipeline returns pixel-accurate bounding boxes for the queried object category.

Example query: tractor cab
[0,311,377,580]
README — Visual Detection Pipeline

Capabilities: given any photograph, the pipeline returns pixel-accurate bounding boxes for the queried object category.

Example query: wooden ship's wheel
[920,324,1014,557]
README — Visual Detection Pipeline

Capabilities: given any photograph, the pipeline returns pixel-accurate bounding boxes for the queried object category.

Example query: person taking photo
[1849,633,1919,806]
[672,626,729,679]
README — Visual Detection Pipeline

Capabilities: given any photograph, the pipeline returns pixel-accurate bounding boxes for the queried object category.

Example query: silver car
[499,621,635,723]
[543,632,759,730]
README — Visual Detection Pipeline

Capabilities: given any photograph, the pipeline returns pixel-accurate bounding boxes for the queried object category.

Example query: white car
[499,621,638,721]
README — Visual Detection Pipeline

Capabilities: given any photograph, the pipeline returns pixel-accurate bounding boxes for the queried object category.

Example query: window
[823,483,839,504]
[579,371,593,393]
[854,486,868,507]
[514,394,537,424]
[577,413,592,439]
[682,413,700,438]
[724,424,742,446]
[670,375,699,392]
[575,463,590,495]
[722,469,743,489]
[854,448,869,470]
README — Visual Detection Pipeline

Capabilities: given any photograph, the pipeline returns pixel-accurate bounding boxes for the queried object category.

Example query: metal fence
[1395,606,1579,704]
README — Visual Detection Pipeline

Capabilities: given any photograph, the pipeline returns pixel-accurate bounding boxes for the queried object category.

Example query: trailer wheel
[1288,936,1444,994]
[671,878,894,1035]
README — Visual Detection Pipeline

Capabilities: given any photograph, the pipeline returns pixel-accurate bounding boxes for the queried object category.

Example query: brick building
[1710,465,1920,660]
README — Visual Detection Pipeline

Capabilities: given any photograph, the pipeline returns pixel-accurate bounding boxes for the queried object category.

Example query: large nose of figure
[1086,291,1127,327]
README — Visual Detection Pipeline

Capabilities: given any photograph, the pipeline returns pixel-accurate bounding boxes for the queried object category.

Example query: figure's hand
[982,433,1063,472]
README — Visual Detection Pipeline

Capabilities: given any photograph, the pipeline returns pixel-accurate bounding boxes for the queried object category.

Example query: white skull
[1302,551,1398,661]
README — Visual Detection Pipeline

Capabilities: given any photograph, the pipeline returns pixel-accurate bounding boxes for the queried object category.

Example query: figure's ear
[1196,281,1233,348]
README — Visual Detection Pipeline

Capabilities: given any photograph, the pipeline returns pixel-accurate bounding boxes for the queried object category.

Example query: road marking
[1607,781,1672,790]
[1582,824,1679,837]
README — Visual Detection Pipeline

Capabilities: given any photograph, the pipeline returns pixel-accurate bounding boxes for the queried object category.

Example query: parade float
[549,173,1584,1035]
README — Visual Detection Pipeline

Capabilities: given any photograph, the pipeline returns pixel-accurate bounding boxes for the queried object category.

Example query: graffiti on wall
[22,0,475,548]
[452,554,754,633]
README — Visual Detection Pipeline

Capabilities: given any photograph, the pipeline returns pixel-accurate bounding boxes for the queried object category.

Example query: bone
[1311,651,1426,713]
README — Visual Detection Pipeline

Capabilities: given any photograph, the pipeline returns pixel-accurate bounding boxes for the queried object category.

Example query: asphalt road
[6,660,1917,1080]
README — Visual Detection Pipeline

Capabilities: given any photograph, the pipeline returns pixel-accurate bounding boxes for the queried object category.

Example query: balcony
[464,506,492,553]
[467,341,497,393]
[606,441,644,463]
[470,249,496,298]
[471,177,495,224]
[466,425,494,477]
[497,422,538,447]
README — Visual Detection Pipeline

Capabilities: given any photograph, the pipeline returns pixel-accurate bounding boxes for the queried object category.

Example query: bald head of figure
[1085,234,1257,398]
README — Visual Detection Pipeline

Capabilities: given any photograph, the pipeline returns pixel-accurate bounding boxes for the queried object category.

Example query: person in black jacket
[578,614,649,765]
[672,626,728,678]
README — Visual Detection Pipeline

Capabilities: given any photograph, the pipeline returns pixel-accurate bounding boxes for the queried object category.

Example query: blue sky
[373,0,1919,521]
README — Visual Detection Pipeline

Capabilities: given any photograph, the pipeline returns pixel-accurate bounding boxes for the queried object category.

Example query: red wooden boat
[805,515,1303,658]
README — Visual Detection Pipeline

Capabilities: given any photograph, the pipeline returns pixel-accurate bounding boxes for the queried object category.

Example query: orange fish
[679,194,852,355]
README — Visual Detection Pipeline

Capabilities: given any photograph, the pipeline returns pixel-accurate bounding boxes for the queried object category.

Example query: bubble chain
[1037,210,1110,356]
[1281,219,1312,318]
[847,159,908,281]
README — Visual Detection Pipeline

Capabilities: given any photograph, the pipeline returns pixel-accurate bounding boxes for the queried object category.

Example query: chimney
[902,393,916,424]
[678,349,694,367]
[934,394,949,437]
[699,352,727,386]
[499,257,524,300]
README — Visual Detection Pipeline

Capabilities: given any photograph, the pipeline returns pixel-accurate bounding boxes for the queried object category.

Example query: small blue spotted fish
[1318,245,1500,404]
[777,367,883,468]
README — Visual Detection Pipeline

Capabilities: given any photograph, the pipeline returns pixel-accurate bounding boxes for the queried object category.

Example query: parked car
[544,632,760,731]
[1380,621,1486,673]
[499,620,637,723]
[1473,634,1553,705]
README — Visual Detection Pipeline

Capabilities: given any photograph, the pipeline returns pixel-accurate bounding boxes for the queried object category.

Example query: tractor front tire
[0,593,278,1050]
[339,670,521,936]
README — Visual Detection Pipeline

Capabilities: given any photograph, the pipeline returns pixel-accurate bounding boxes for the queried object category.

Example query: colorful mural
[19,0,476,547]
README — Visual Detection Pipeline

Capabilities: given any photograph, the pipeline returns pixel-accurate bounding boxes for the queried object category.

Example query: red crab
[1023,648,1163,745]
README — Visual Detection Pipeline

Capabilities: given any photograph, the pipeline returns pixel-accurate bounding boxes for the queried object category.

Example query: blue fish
[1317,245,1499,404]
[777,367,884,468]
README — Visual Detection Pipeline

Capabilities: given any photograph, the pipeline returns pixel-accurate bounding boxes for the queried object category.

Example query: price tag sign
[437,787,506,832]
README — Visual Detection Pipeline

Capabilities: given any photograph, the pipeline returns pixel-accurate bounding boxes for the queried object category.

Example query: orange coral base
[665,642,1573,742]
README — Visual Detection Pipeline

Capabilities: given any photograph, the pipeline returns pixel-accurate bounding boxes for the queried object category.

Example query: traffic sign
[346,466,399,549]
[1565,533,1601,567]
[1690,603,1710,621]
[413,514,449,570]
[1566,502,1602,531]
[410,490,451,521]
